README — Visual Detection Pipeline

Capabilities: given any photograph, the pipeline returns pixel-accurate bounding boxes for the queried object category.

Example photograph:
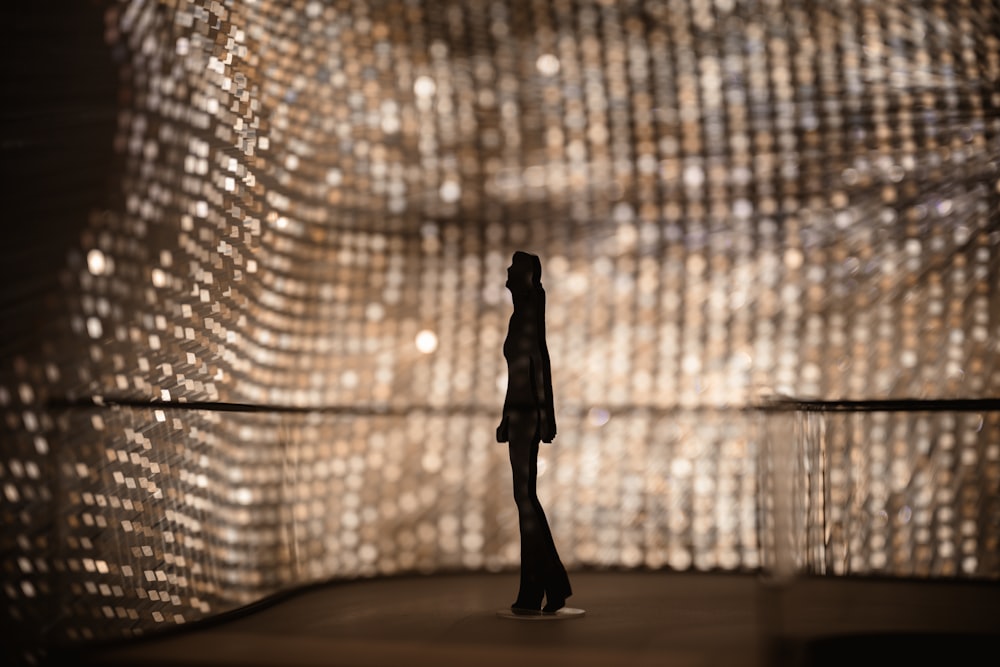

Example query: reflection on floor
[62,571,999,667]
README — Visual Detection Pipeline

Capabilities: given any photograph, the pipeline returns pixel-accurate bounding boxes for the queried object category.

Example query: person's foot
[510,604,543,616]
[542,592,569,613]
[511,590,543,615]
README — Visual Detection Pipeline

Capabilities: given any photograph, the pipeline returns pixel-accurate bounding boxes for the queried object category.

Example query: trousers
[506,410,571,606]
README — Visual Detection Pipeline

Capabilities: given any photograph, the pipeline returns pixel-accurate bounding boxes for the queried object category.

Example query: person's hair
[511,251,542,289]
[511,252,546,344]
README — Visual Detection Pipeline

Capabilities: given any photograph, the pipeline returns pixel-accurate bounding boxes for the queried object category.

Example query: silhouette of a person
[496,251,572,614]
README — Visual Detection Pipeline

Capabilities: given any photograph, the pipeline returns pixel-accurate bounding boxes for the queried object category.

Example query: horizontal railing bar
[44,396,1000,415]
[756,397,999,413]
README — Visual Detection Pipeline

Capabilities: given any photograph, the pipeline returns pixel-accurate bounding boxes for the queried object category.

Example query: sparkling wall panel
[758,406,1000,580]
[818,409,997,578]
[1,0,998,661]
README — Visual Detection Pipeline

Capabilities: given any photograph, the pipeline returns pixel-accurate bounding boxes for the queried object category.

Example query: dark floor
[64,571,999,667]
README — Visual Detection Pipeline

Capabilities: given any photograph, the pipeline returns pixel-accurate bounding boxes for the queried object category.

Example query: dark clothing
[498,283,570,609]
[500,289,556,441]
[507,410,571,608]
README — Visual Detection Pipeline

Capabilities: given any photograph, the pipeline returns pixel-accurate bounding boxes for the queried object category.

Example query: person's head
[506,251,542,293]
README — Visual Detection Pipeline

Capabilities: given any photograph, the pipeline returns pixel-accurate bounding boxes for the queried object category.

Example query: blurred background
[1,0,997,663]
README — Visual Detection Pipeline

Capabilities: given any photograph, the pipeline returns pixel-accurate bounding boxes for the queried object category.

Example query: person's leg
[508,412,544,611]
[525,442,572,612]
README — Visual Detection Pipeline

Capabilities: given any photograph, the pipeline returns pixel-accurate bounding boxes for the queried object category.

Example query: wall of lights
[0,0,997,660]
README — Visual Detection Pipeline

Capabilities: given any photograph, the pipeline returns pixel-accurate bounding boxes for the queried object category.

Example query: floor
[61,571,999,667]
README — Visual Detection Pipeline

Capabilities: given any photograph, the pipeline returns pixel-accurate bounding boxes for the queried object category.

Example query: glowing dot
[683,165,704,187]
[341,370,359,389]
[151,268,167,287]
[784,248,804,269]
[276,216,288,229]
[86,317,103,339]
[536,53,560,76]
[359,544,378,563]
[381,114,400,133]
[87,249,108,276]
[414,75,436,98]
[587,407,610,427]
[537,456,548,477]
[671,458,693,477]
[733,199,753,218]
[415,330,438,354]
[422,452,442,472]
[285,154,299,170]
[439,180,461,203]
[682,354,701,373]
[462,533,484,551]
[326,168,343,186]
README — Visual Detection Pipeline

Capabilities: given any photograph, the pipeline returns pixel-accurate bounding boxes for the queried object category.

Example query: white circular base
[496,607,586,620]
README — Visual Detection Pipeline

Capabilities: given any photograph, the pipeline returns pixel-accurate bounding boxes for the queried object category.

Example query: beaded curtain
[1,0,997,661]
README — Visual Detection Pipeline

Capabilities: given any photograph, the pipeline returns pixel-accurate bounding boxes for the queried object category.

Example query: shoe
[510,604,543,616]
[511,589,543,614]
[541,599,565,613]
[542,590,570,613]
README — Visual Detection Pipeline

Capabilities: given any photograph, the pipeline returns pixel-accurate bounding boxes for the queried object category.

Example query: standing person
[496,251,572,614]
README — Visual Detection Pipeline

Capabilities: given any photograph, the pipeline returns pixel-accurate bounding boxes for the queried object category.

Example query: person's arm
[496,414,509,442]
[539,342,556,442]
[531,349,547,417]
